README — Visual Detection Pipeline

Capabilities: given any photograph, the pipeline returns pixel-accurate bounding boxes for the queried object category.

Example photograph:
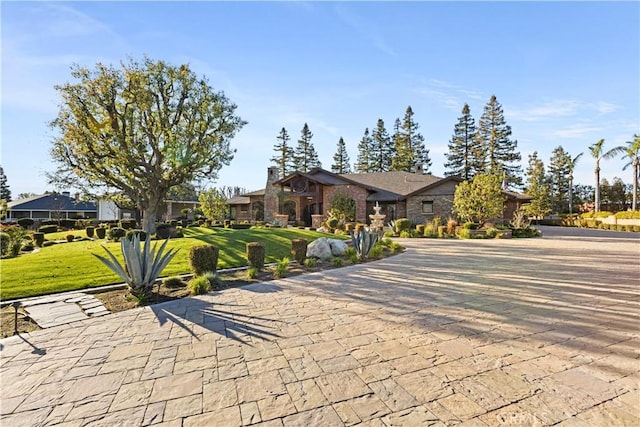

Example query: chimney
[415,164,424,175]
[264,167,280,223]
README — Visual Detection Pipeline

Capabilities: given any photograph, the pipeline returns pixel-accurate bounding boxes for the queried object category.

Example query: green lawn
[1,227,338,300]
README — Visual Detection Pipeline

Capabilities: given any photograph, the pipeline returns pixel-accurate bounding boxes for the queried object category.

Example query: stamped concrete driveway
[1,228,639,426]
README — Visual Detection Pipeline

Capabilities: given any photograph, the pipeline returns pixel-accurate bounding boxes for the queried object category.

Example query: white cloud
[334,4,395,56]
[551,124,603,139]
[414,78,484,111]
[592,101,619,115]
[510,100,581,122]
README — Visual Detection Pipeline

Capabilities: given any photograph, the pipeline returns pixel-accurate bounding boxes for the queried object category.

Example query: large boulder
[328,239,348,256]
[306,238,333,260]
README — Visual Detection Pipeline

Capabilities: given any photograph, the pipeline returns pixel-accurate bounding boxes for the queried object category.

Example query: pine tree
[0,166,11,202]
[444,104,479,180]
[392,106,430,173]
[293,123,321,172]
[370,119,393,172]
[331,137,352,174]
[270,127,295,178]
[475,95,522,187]
[548,146,572,214]
[524,152,551,218]
[355,128,373,173]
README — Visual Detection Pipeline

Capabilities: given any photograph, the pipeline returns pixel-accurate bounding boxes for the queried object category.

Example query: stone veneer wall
[406,195,455,223]
[405,179,458,223]
[323,185,370,223]
[263,167,279,223]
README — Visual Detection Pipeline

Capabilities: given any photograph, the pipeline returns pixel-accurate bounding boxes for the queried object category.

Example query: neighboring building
[6,192,97,220]
[227,167,532,227]
[7,192,200,222]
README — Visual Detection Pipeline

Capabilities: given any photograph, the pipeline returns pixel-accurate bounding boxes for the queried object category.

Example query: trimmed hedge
[291,239,308,265]
[189,244,219,276]
[246,242,265,270]
[38,225,58,234]
[107,227,126,241]
[17,218,35,229]
[96,227,106,239]
[394,218,412,234]
[33,232,45,247]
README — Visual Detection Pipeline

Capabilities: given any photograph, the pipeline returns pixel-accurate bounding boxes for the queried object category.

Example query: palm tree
[588,139,623,212]
[621,134,640,211]
[568,152,583,214]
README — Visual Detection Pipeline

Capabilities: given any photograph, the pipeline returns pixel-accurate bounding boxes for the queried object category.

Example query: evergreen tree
[392,106,430,173]
[370,119,393,172]
[331,137,352,174]
[0,165,11,202]
[354,128,373,173]
[271,127,295,178]
[475,95,522,187]
[548,146,572,214]
[444,103,479,180]
[524,152,551,218]
[293,123,321,172]
[609,177,628,212]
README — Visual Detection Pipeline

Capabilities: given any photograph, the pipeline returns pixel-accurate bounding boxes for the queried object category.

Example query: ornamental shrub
[188,276,211,295]
[246,242,265,270]
[423,224,437,238]
[38,225,58,234]
[65,234,75,242]
[163,276,185,288]
[303,257,317,268]
[615,211,640,219]
[96,227,106,239]
[416,224,425,235]
[273,257,290,278]
[108,227,126,241]
[125,229,147,241]
[437,226,447,238]
[17,218,34,229]
[394,218,412,234]
[189,244,219,276]
[246,267,258,279]
[457,228,472,239]
[86,226,95,238]
[32,232,45,247]
[291,239,308,265]
[0,232,9,256]
[119,219,137,230]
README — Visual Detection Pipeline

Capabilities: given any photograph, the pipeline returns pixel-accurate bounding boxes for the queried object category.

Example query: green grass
[1,227,338,300]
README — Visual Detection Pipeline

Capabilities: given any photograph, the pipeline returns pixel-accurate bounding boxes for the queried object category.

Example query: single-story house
[6,192,98,221]
[7,192,201,222]
[227,166,532,227]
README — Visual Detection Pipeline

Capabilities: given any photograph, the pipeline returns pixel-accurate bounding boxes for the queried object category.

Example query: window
[422,201,434,214]
[240,205,248,213]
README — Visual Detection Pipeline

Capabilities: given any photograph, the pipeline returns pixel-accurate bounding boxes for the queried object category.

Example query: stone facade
[323,184,370,223]
[264,167,279,223]
[405,179,458,223]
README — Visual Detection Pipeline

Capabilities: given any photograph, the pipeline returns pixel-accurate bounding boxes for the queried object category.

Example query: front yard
[0,227,337,300]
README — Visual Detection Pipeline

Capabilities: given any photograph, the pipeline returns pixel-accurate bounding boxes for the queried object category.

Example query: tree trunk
[594,165,600,212]
[633,159,638,211]
[141,195,162,234]
[569,174,574,214]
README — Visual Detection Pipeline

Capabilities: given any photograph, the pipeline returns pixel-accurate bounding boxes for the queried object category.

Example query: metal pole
[12,302,21,335]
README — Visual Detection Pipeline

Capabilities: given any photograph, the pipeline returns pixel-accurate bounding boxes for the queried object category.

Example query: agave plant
[351,228,378,261]
[94,234,178,298]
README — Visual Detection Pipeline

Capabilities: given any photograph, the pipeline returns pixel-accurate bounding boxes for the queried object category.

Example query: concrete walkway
[20,293,110,328]
[1,230,639,426]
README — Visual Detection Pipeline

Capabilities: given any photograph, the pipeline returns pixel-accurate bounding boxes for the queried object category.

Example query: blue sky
[2,1,639,198]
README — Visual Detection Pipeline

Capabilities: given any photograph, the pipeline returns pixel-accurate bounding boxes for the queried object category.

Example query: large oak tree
[49,57,246,233]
